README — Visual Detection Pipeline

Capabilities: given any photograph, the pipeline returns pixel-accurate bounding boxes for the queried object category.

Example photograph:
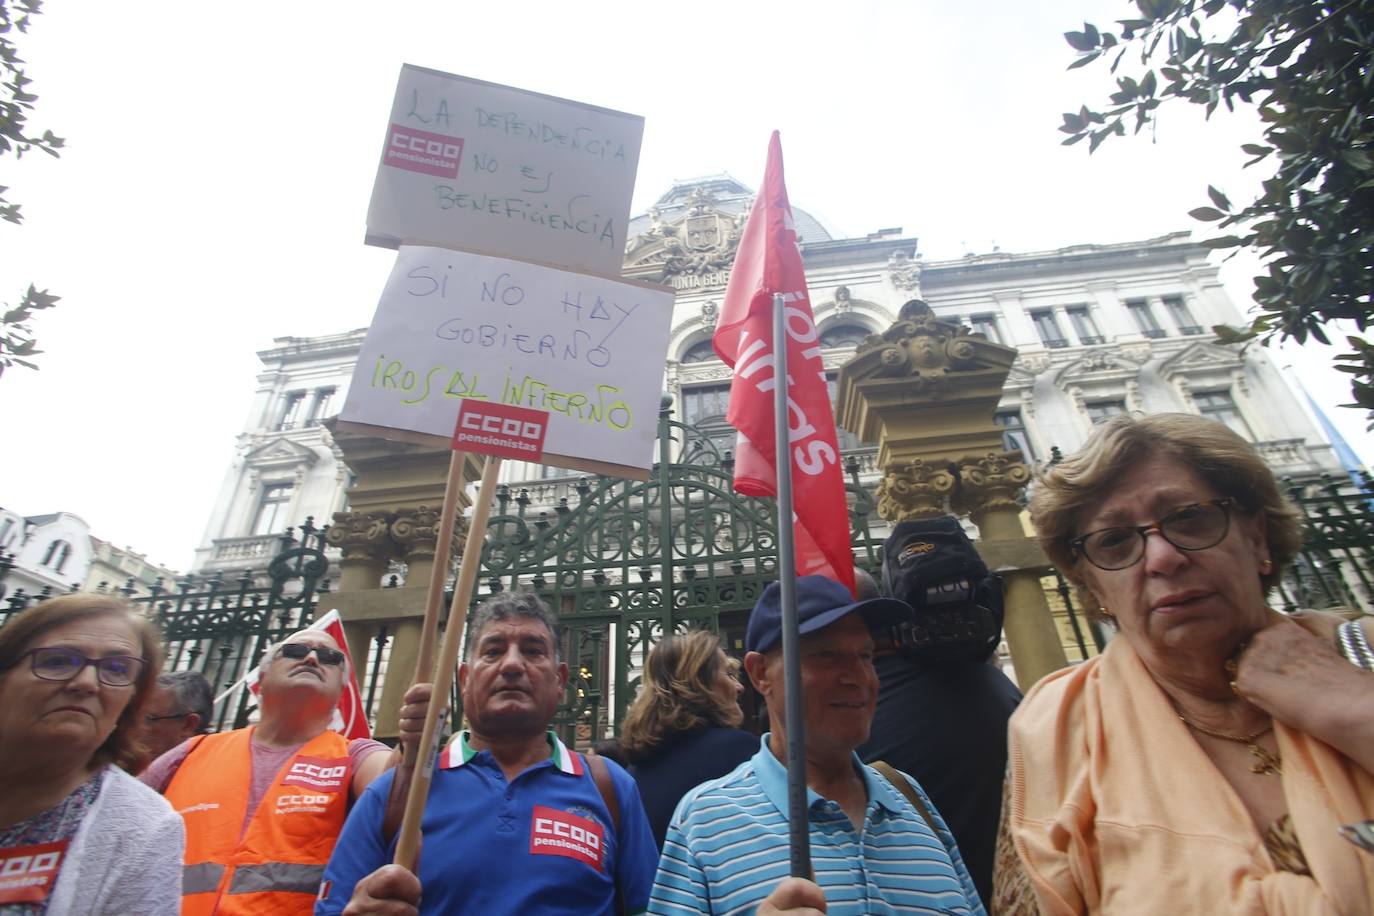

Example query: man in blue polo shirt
[316,592,657,915]
[649,575,986,915]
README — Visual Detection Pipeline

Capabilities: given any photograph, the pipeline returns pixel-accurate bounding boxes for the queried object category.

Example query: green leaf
[1207,185,1231,210]
[1201,235,1244,248]
[1188,206,1226,221]
[1065,28,1098,51]
[1341,149,1374,171]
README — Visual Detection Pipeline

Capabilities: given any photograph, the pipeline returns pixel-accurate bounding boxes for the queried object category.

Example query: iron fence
[2,420,1369,739]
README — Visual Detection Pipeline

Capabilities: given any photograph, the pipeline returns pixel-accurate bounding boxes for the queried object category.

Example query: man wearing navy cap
[648,575,986,916]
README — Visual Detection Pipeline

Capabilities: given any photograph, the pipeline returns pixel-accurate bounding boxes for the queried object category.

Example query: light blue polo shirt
[648,734,985,915]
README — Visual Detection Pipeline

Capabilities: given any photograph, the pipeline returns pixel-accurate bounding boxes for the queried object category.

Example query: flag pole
[771,291,811,879]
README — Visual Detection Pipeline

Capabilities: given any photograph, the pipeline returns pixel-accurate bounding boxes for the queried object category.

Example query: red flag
[712,132,856,595]
[232,610,373,740]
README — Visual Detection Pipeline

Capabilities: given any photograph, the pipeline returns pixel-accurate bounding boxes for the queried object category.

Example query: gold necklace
[1177,715,1283,776]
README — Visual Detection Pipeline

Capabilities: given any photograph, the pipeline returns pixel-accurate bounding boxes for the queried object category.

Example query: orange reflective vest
[165,727,351,916]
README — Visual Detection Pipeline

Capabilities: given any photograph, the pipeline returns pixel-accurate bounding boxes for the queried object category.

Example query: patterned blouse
[0,769,104,915]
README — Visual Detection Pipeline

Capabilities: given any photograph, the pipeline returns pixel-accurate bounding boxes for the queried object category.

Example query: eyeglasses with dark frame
[145,711,192,723]
[1070,499,1236,571]
[276,643,345,666]
[25,647,146,687]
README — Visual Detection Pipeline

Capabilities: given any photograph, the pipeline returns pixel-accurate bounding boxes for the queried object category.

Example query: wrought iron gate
[468,405,888,739]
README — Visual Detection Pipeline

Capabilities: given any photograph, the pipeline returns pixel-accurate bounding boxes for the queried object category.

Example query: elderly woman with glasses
[0,594,184,914]
[1004,413,1374,914]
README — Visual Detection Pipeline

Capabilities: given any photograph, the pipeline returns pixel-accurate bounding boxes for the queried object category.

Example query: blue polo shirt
[316,731,657,915]
[648,734,985,915]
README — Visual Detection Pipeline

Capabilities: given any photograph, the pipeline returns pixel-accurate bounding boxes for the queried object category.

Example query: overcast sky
[2,0,1368,571]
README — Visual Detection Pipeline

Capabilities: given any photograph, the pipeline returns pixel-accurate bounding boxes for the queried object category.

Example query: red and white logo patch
[282,756,348,792]
[529,805,605,872]
[453,400,549,461]
[0,841,68,905]
[384,123,464,178]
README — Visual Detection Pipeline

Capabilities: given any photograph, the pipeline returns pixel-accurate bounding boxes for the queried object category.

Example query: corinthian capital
[876,459,956,521]
[954,452,1031,520]
[326,510,396,564]
[390,506,466,564]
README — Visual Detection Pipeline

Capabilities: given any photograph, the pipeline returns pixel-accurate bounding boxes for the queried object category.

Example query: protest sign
[337,245,673,479]
[365,65,644,276]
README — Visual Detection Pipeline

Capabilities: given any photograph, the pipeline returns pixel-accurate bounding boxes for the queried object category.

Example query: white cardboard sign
[365,65,645,277]
[338,245,674,479]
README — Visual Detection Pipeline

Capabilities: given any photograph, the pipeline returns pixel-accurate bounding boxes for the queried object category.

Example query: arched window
[43,539,72,574]
[680,339,719,364]
[819,323,871,349]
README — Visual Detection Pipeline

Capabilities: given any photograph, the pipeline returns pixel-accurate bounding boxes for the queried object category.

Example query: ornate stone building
[190,175,1343,582]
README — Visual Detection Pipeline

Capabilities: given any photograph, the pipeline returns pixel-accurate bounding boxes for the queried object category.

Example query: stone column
[323,421,483,738]
[836,299,1072,691]
[325,509,395,670]
[955,452,1068,689]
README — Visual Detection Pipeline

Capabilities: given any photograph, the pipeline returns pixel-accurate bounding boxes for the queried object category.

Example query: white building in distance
[0,509,93,603]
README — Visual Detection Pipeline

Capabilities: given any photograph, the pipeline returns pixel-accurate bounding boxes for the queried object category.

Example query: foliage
[0,282,58,375]
[1061,0,1374,420]
[1,0,63,377]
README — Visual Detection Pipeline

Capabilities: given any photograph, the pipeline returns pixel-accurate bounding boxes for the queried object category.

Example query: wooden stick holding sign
[392,455,503,870]
[380,449,466,844]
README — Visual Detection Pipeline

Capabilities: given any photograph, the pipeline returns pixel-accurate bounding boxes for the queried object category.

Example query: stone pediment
[1054,348,1146,386]
[245,436,319,471]
[1004,364,1039,389]
[1158,340,1243,377]
[623,186,748,286]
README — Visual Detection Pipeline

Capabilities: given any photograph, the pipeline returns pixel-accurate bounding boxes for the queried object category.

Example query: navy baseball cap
[746,574,914,654]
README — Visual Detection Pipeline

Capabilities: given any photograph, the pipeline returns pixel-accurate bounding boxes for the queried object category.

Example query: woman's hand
[1235,612,1374,772]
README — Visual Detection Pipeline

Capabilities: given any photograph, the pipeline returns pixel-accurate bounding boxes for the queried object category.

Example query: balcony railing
[1255,438,1316,471]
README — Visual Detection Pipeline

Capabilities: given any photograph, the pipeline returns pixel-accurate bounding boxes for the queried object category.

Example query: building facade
[83,538,183,599]
[190,176,1343,577]
[0,508,93,603]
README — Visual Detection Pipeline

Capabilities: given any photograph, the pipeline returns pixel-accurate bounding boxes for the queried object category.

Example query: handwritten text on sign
[340,246,673,476]
[366,65,644,276]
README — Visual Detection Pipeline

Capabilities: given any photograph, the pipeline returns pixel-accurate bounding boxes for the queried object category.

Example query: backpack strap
[584,753,625,916]
[870,759,936,835]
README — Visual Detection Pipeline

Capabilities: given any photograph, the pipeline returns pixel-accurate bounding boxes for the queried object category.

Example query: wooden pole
[415,451,466,703]
[392,455,502,870]
[380,449,466,844]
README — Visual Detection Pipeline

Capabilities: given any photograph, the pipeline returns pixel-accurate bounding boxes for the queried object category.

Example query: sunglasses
[276,643,345,666]
[27,647,145,687]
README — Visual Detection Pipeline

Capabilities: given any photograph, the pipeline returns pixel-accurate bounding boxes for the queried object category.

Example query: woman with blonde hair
[1004,413,1373,913]
[620,629,756,849]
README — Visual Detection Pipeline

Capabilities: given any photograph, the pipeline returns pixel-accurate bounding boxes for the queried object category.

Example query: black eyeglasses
[1070,499,1235,571]
[145,711,191,723]
[26,647,145,687]
[276,643,345,666]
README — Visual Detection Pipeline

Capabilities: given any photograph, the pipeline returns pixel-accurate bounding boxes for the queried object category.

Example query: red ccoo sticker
[0,841,68,905]
[528,806,605,871]
[453,400,549,461]
[384,123,464,179]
